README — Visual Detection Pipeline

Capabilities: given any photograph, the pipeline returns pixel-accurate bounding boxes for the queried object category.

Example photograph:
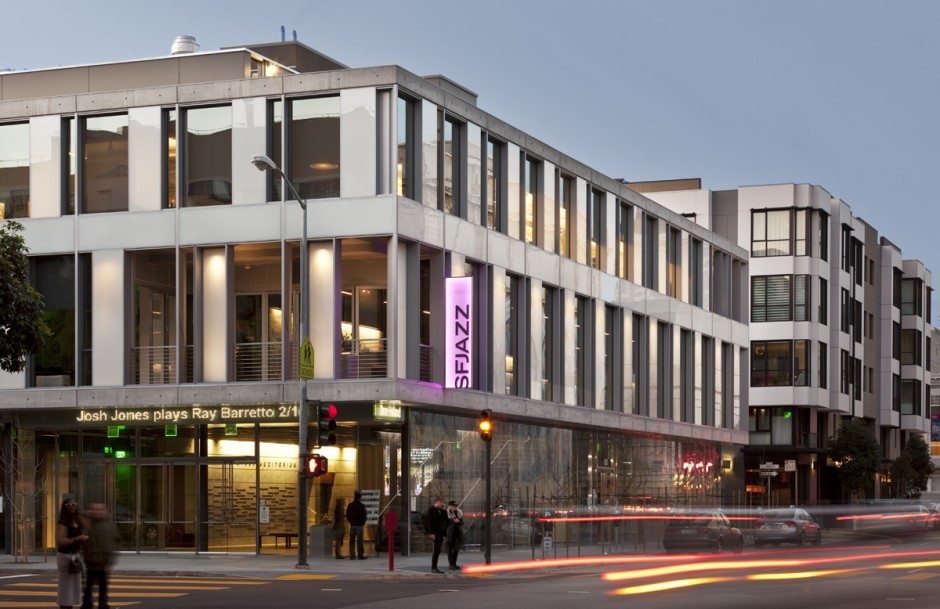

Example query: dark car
[663,511,744,553]
[754,508,821,547]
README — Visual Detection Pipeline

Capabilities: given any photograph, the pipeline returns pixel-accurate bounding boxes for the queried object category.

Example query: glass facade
[184,106,232,207]
[290,96,340,199]
[0,122,29,219]
[83,115,129,213]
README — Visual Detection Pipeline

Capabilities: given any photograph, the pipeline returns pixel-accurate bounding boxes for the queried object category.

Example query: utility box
[308,525,332,557]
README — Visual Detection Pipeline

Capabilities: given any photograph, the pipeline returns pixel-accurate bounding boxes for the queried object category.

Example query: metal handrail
[130,345,177,384]
[339,338,388,379]
[234,341,282,382]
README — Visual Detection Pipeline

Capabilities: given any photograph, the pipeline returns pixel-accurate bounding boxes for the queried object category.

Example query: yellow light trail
[879,560,940,569]
[747,569,857,581]
[610,576,735,596]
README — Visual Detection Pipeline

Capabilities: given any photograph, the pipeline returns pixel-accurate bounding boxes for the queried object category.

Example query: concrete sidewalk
[0,546,583,579]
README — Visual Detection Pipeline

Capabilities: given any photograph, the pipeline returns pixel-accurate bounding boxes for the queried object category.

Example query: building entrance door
[204,459,257,553]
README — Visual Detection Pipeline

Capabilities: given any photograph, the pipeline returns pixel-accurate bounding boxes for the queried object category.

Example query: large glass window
[901,329,922,366]
[268,100,283,202]
[505,275,519,396]
[397,96,416,199]
[184,106,232,207]
[0,122,30,219]
[130,250,177,385]
[163,110,177,208]
[689,238,703,307]
[542,286,556,402]
[289,96,340,199]
[841,288,850,334]
[617,202,632,280]
[575,296,588,406]
[819,278,828,325]
[751,340,792,387]
[794,209,809,256]
[818,211,829,261]
[794,339,809,387]
[657,322,672,418]
[30,255,75,387]
[632,314,647,416]
[840,349,850,395]
[485,136,502,231]
[643,214,658,290]
[901,278,923,316]
[604,306,617,411]
[588,187,604,268]
[523,156,539,244]
[442,115,462,215]
[83,114,128,213]
[751,275,791,322]
[794,275,809,321]
[751,209,791,257]
[558,173,573,257]
[818,342,827,389]
[901,380,921,415]
[666,227,680,298]
[61,117,78,215]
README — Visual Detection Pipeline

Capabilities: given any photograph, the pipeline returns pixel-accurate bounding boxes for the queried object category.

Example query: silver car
[754,508,822,547]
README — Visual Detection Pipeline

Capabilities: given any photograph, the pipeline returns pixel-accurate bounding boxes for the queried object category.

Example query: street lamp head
[250,154,277,173]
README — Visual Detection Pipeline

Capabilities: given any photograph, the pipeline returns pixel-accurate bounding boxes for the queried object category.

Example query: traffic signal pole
[484,434,492,565]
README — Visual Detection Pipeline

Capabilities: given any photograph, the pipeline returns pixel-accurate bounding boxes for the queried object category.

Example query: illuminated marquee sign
[445,276,473,388]
[75,404,300,425]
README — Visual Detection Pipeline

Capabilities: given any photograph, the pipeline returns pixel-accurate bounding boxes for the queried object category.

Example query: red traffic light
[305,454,328,477]
[317,401,338,446]
[326,403,338,419]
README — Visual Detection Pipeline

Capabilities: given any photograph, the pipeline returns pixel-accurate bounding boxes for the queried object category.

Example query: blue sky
[3,0,938,315]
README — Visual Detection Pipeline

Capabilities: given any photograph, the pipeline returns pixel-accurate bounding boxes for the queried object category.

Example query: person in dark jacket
[345,491,368,560]
[81,502,119,609]
[445,500,464,570]
[425,497,448,573]
[332,499,346,559]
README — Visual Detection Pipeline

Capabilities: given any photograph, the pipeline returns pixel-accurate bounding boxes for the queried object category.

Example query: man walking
[345,491,368,560]
[425,497,448,574]
[81,502,118,609]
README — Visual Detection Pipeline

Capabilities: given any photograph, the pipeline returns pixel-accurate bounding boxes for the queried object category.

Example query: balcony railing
[130,346,177,385]
[340,338,387,379]
[234,342,282,382]
[419,344,433,382]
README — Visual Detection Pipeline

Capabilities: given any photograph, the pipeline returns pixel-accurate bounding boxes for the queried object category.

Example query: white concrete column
[563,289,577,406]
[529,278,543,401]
[341,87,377,198]
[420,99,438,208]
[231,97,267,205]
[201,247,229,383]
[128,106,162,212]
[309,241,338,379]
[28,115,61,218]
[91,250,126,386]
[466,122,482,225]
[604,192,616,274]
[542,162,556,253]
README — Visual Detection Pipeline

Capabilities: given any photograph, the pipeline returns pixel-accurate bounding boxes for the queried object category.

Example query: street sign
[759,462,780,471]
[299,336,315,380]
[759,471,779,477]
[784,459,796,472]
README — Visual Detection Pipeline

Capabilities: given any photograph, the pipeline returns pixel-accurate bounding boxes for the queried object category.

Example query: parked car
[663,511,744,553]
[754,508,822,547]
[926,503,940,530]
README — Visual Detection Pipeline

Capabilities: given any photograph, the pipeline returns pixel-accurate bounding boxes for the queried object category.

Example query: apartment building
[0,39,750,556]
[634,180,934,505]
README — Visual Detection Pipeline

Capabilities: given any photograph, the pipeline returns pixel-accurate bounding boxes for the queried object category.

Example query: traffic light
[479,409,493,442]
[317,401,337,446]
[303,454,329,477]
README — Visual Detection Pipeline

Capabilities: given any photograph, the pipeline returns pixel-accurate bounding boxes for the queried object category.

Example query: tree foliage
[0,221,47,372]
[890,433,935,498]
[827,418,881,499]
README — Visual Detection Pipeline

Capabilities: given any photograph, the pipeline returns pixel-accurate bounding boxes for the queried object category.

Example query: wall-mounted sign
[445,276,473,389]
[360,489,381,525]
[75,404,301,425]
[373,400,403,421]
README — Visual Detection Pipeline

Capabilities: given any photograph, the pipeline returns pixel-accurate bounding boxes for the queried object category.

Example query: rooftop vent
[170,35,199,55]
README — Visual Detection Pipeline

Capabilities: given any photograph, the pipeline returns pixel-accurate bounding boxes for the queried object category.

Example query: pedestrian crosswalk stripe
[108,577,268,585]
[11,582,231,591]
[0,590,185,598]
[0,603,138,608]
[276,574,337,580]
[898,572,940,581]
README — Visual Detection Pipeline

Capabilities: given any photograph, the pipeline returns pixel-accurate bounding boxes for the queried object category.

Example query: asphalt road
[3,533,939,609]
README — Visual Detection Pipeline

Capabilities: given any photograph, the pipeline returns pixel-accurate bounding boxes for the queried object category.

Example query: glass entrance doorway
[82,461,198,552]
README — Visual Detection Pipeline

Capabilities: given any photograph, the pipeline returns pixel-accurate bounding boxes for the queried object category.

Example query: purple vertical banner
[445,276,473,388]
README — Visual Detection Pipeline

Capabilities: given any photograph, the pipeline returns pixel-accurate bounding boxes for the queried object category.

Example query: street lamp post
[251,154,310,568]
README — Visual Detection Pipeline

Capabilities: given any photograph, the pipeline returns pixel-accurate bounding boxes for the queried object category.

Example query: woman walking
[55,498,87,609]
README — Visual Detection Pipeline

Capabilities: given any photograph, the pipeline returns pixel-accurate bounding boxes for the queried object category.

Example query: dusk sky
[3,0,938,319]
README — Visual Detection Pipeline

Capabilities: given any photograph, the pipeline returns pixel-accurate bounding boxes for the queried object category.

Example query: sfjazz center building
[0,39,749,556]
